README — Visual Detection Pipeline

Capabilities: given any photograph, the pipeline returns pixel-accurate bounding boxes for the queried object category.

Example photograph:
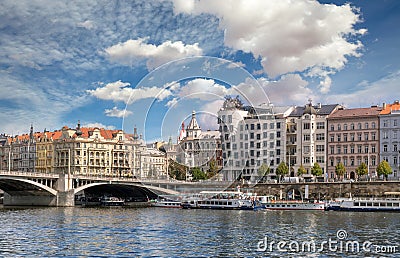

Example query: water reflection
[0,207,399,257]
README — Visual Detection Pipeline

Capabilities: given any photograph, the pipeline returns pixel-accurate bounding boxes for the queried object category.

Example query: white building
[379,101,400,179]
[177,111,222,172]
[217,96,293,182]
[286,102,341,179]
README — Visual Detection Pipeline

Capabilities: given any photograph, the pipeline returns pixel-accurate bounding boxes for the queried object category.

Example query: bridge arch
[74,182,179,197]
[0,177,57,196]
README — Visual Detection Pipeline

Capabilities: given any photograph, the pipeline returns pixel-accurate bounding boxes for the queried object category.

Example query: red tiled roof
[329,107,382,119]
[380,102,400,115]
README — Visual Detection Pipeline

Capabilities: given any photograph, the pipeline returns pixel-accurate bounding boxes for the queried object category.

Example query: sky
[1,0,399,142]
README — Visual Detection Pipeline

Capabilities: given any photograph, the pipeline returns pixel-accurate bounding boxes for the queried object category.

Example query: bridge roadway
[0,170,234,206]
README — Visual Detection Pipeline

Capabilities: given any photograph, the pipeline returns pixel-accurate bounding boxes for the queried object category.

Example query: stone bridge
[0,170,232,206]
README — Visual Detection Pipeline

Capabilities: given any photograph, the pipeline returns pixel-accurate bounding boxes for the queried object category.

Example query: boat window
[354,202,359,206]
[373,203,379,206]
[388,203,393,207]
[381,203,387,207]
[266,205,270,207]
[360,202,366,206]
[394,203,399,207]
[228,202,232,205]
[292,205,296,207]
[367,202,372,206]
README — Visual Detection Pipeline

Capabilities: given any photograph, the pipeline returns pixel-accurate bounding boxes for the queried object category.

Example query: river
[0,206,399,257]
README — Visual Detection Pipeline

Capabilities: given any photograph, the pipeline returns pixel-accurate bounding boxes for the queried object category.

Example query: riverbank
[251,180,400,200]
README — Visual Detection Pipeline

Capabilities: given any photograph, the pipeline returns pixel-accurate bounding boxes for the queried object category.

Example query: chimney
[394,100,399,105]
[383,102,387,109]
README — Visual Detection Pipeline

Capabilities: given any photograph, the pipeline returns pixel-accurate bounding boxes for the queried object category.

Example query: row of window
[329,122,377,131]
[329,132,377,142]
[330,145,377,154]
[329,156,377,167]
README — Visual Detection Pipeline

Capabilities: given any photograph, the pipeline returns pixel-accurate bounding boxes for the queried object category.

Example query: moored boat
[256,195,325,211]
[100,196,125,207]
[326,193,400,212]
[181,190,254,210]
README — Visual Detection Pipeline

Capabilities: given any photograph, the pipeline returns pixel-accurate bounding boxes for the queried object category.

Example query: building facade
[379,101,400,179]
[218,97,292,182]
[177,111,222,174]
[286,102,341,179]
[327,106,382,180]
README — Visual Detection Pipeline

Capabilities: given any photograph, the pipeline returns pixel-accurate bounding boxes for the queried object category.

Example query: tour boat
[180,190,254,210]
[256,195,325,211]
[151,195,182,208]
[100,196,125,207]
[326,195,400,212]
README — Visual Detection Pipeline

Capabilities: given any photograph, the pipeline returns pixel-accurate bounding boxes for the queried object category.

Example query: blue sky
[1,0,399,142]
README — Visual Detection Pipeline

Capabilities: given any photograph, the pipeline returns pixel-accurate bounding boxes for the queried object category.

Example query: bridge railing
[0,170,60,178]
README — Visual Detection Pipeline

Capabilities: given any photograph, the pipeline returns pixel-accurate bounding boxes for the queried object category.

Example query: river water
[0,206,399,257]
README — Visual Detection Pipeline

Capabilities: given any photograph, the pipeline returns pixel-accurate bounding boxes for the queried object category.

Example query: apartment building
[379,101,400,179]
[217,96,292,182]
[327,106,382,180]
[286,102,341,179]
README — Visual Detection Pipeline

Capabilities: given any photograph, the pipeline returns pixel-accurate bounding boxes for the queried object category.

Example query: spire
[187,110,200,130]
[133,126,139,140]
[76,120,83,137]
[29,124,34,140]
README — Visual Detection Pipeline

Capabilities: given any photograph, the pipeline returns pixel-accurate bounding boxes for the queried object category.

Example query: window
[372,133,376,141]
[344,145,348,154]
[364,133,369,141]
[316,133,325,141]
[394,120,398,127]
[330,125,335,131]
[343,158,348,166]
[365,122,369,129]
[337,124,341,130]
[270,123,274,129]
[316,145,325,152]
[304,135,310,141]
[316,156,324,163]
[304,123,310,130]
[257,123,261,130]
[317,122,325,129]
[358,133,362,141]
[228,115,232,123]
[350,145,355,154]
[383,131,388,139]
[350,134,355,141]
[263,132,267,138]
[371,145,376,153]
[263,123,268,129]
[357,145,362,153]
[358,123,362,130]
[303,157,310,164]
[364,145,369,154]
[344,124,348,130]
[330,146,334,154]
[351,158,355,166]
[394,131,398,139]
[383,144,388,152]
[337,134,341,142]
[372,122,376,129]
[394,144,398,152]
[251,124,254,130]
[383,120,388,127]
[371,156,376,166]
[351,123,355,130]
[343,134,348,142]
[277,122,281,129]
[337,146,341,154]
[330,134,335,142]
[277,132,281,138]
[304,146,310,153]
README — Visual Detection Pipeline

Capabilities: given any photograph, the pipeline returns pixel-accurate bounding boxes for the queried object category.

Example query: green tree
[297,165,306,176]
[207,158,219,179]
[276,162,289,182]
[191,167,207,181]
[335,162,346,180]
[311,163,323,177]
[168,159,187,180]
[376,160,393,180]
[355,162,368,179]
[257,163,270,182]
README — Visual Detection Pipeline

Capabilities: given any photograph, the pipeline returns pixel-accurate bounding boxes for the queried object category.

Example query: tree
[276,162,289,182]
[376,160,393,180]
[335,162,346,180]
[311,163,323,177]
[355,162,368,179]
[168,159,187,180]
[297,165,306,177]
[257,163,270,182]
[191,167,207,181]
[207,158,219,179]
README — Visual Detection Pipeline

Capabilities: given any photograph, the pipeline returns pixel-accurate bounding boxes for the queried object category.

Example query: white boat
[256,195,325,211]
[181,191,254,210]
[100,196,125,207]
[151,195,182,208]
[326,193,400,212]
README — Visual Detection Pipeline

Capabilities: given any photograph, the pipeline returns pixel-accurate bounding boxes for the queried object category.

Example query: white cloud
[166,98,179,108]
[104,107,132,118]
[77,20,95,30]
[172,0,365,80]
[87,80,172,104]
[177,78,228,101]
[325,70,400,108]
[83,123,116,130]
[318,76,332,94]
[104,38,203,70]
